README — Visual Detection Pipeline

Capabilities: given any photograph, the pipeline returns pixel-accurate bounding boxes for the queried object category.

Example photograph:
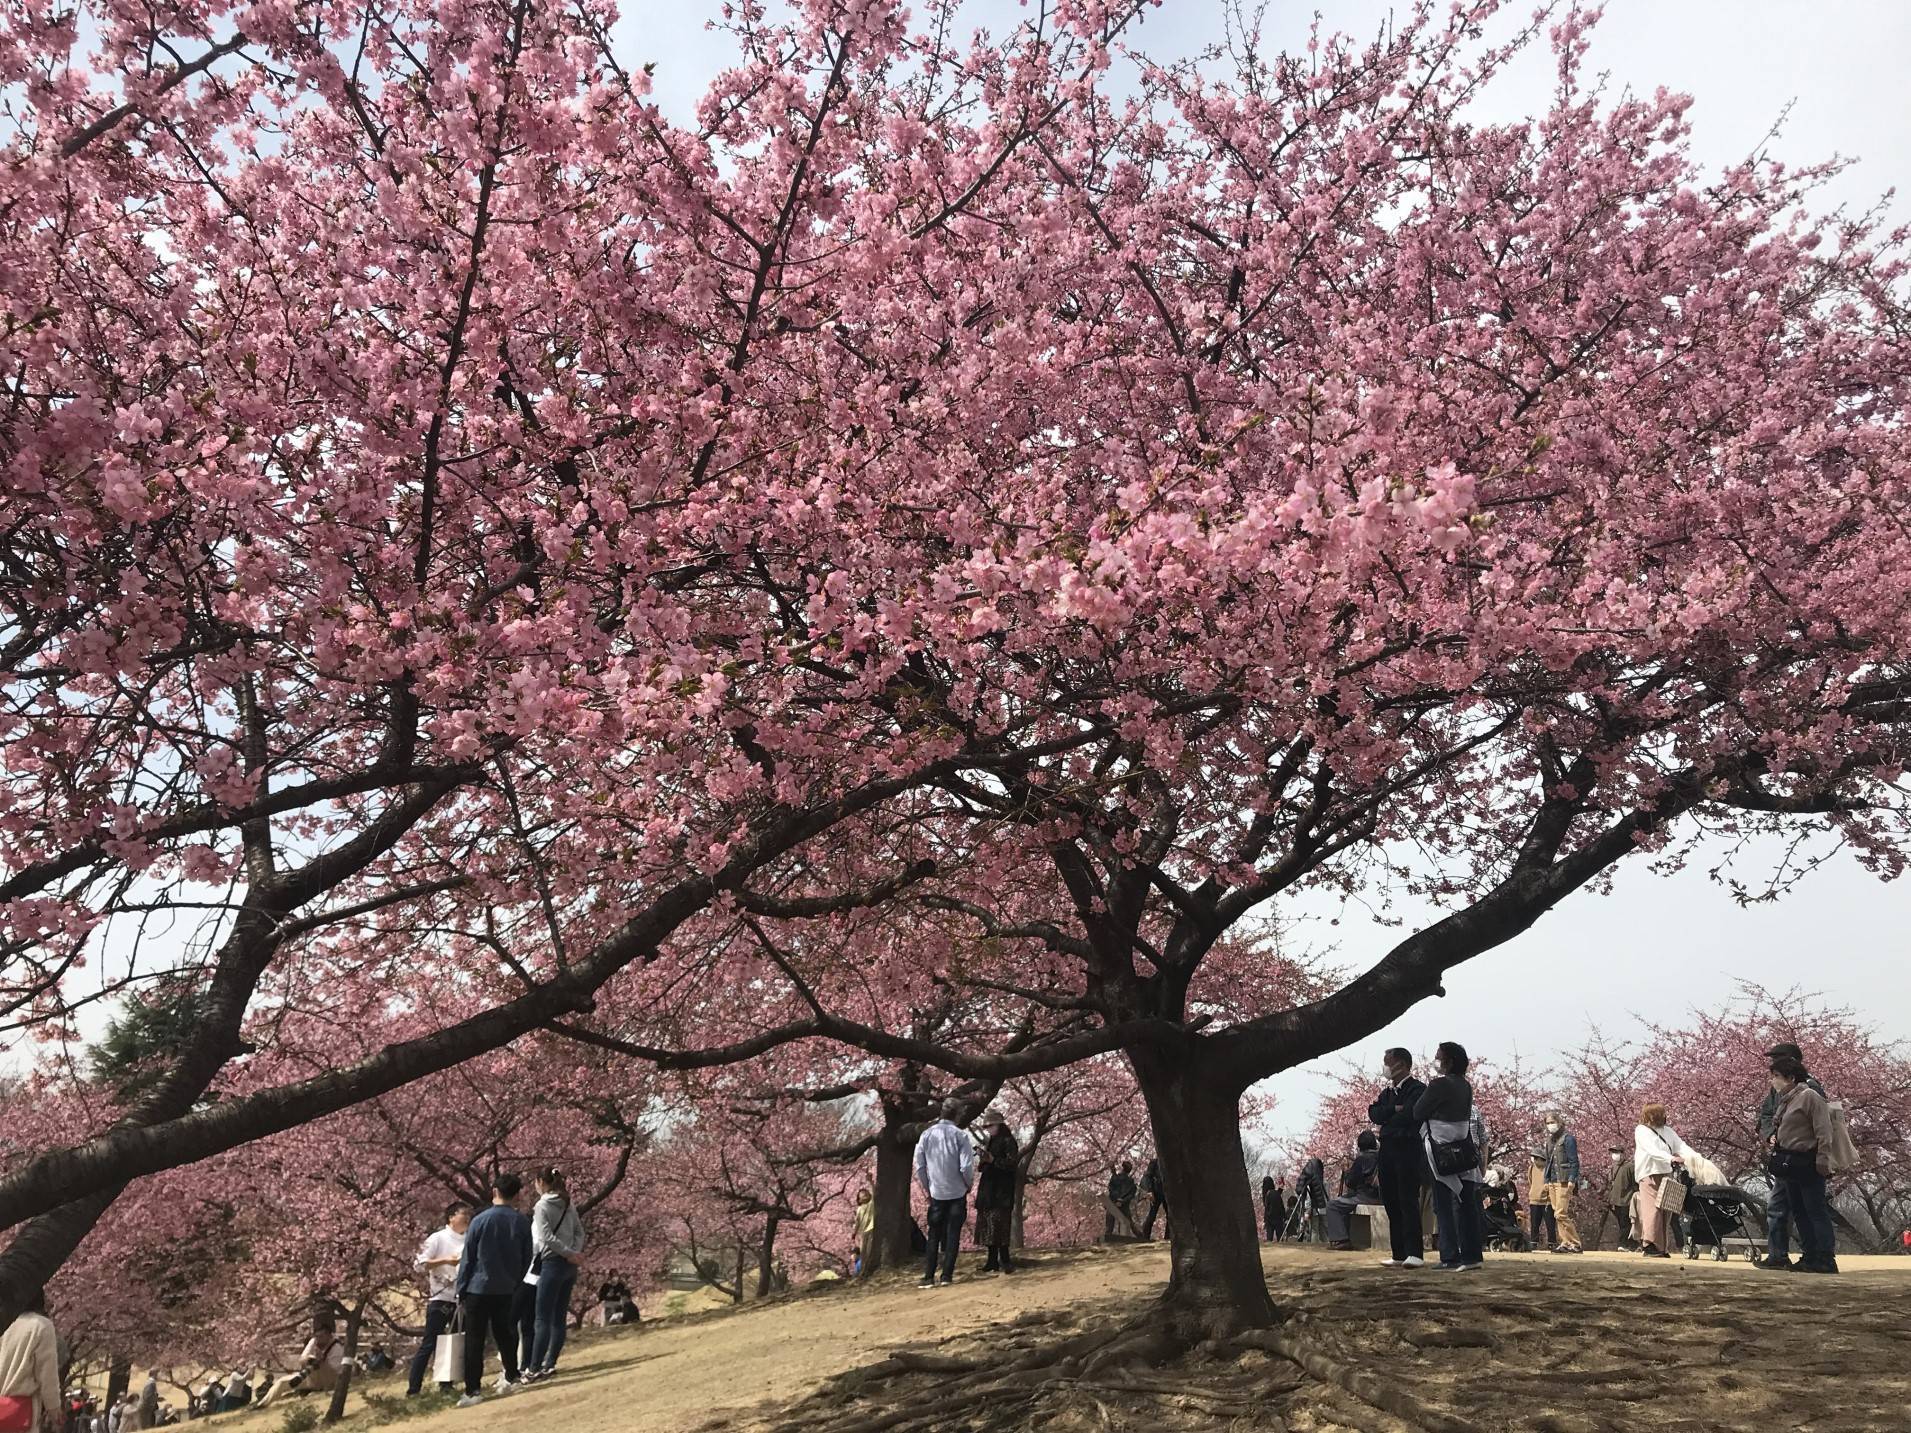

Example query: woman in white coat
[1633,1102,1706,1258]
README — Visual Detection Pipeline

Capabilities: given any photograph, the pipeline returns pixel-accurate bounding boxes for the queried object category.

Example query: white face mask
[1545,1122,1560,1134]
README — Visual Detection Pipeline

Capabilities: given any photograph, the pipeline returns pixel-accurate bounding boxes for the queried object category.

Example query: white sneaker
[456,1395,483,1409]
[1377,1259,1403,1267]
[1402,1256,1425,1267]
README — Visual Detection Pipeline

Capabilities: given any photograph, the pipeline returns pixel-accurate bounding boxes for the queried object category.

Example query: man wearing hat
[1755,1041,1827,1270]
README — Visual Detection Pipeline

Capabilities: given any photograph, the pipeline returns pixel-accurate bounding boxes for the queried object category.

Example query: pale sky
[616,0,1911,1143]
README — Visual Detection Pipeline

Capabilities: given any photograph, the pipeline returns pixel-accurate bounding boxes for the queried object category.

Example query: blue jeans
[1767,1176,1793,1259]
[406,1299,457,1395]
[1431,1180,1485,1267]
[1781,1168,1836,1267]
[923,1197,966,1282]
[530,1256,578,1370]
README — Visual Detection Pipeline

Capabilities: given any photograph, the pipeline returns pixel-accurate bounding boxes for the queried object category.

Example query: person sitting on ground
[1767,1055,1839,1275]
[213,1373,250,1415]
[1633,1103,1704,1259]
[597,1274,635,1323]
[256,1315,345,1408]
[0,1287,61,1433]
[1324,1132,1384,1249]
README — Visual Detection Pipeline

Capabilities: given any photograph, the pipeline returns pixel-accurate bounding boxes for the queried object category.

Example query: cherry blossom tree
[4,0,1909,1349]
[638,0,1911,1333]
[0,0,1155,1317]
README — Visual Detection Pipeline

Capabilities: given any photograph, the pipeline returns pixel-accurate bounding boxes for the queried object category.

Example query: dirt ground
[217,1244,1911,1433]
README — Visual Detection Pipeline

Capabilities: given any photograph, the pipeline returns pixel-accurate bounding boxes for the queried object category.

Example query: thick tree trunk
[1129,1046,1275,1334]
[1011,1168,1027,1251]
[754,1215,780,1299]
[105,1354,131,1414]
[324,1297,366,1425]
[862,1121,916,1278]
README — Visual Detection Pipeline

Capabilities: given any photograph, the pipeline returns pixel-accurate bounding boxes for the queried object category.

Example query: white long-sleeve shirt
[1634,1122,1696,1181]
[0,1311,61,1433]
[913,1120,977,1200]
[415,1225,467,1303]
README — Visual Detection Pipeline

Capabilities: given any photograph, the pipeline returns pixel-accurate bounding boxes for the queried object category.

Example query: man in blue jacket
[455,1173,533,1406]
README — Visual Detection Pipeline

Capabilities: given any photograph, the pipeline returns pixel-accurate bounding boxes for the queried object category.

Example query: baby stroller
[1683,1185,1768,1262]
[1482,1183,1531,1253]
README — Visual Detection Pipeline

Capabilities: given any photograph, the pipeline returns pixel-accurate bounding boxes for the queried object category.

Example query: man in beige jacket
[0,1289,62,1433]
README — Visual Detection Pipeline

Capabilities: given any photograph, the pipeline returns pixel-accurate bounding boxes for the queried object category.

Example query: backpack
[1826,1102,1861,1175]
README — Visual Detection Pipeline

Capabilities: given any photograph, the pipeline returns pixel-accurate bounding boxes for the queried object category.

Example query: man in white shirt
[406,1202,473,1396]
[913,1099,977,1288]
[0,1288,61,1433]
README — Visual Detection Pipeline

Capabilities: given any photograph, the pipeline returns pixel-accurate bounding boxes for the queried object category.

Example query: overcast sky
[618,0,1911,1145]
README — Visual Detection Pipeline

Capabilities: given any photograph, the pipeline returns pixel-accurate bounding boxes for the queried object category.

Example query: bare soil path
[213,1245,1911,1433]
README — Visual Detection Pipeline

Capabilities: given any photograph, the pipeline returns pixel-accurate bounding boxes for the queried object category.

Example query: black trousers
[1140,1193,1166,1239]
[1377,1147,1425,1262]
[512,1280,537,1371]
[406,1299,457,1395]
[459,1292,520,1395]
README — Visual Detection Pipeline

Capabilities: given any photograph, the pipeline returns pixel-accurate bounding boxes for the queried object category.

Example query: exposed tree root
[1233,1329,1484,1433]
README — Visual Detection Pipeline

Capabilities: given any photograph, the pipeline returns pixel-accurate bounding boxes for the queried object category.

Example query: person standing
[454,1172,534,1407]
[1525,1152,1556,1252]
[1415,1041,1486,1271]
[1767,1056,1839,1275]
[1138,1158,1168,1241]
[133,1373,158,1433]
[1260,1175,1285,1242]
[1592,1147,1638,1250]
[851,1188,877,1276]
[406,1201,472,1396]
[1542,1114,1584,1253]
[913,1098,977,1288]
[0,1288,61,1433]
[1104,1162,1138,1240]
[1324,1132,1384,1249]
[1755,1041,1827,1271]
[1633,1104,1704,1258]
[524,1167,587,1382]
[974,1110,1020,1273]
[1368,1047,1428,1268]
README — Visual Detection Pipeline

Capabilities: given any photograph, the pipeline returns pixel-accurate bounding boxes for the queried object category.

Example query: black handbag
[1430,1133,1480,1176]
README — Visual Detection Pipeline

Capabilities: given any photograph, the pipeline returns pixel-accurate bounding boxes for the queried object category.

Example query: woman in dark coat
[974,1110,1021,1273]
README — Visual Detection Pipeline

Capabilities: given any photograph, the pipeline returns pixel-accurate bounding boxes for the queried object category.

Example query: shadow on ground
[698,1249,1911,1433]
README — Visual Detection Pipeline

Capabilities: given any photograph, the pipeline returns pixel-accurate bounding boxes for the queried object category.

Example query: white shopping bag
[432,1314,465,1386]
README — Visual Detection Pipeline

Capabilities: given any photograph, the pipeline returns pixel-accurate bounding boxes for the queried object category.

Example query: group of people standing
[407,1166,589,1408]
[1284,1038,1847,1275]
[910,1103,1021,1285]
